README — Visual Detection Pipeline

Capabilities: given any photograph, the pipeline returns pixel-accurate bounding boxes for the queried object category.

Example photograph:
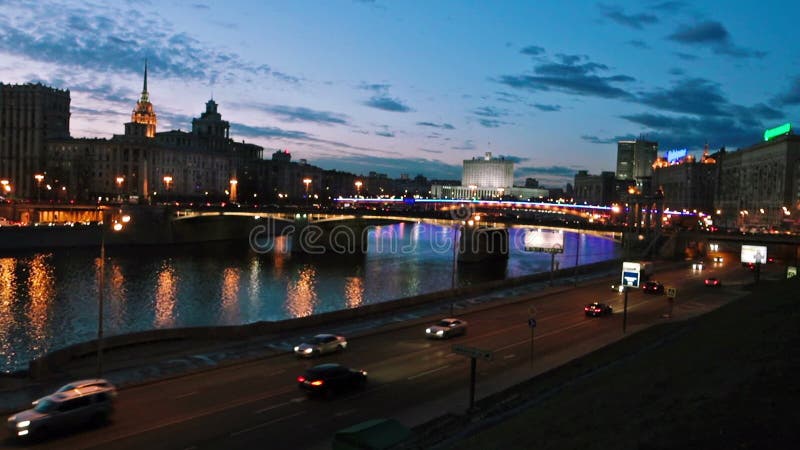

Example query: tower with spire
[125,59,157,138]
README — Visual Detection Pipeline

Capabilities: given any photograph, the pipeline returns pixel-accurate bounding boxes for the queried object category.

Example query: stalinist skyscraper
[125,60,157,138]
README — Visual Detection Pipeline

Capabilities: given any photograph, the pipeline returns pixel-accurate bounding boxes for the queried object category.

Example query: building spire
[140,59,149,103]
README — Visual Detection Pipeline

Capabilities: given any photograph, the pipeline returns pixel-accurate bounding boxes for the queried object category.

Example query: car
[767,256,776,264]
[712,256,724,263]
[32,379,117,406]
[584,302,613,317]
[642,280,664,295]
[6,381,116,440]
[691,262,704,270]
[610,284,625,293]
[293,334,348,357]
[704,277,721,287]
[297,363,367,397]
[425,318,468,339]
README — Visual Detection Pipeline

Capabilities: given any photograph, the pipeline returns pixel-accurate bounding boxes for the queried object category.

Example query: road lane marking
[503,354,515,359]
[495,320,588,352]
[173,391,197,399]
[264,369,286,376]
[407,365,450,380]
[256,401,292,414]
[334,409,357,417]
[230,411,305,437]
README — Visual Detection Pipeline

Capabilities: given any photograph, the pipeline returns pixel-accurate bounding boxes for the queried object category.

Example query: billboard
[524,228,565,253]
[741,245,767,264]
[666,148,688,163]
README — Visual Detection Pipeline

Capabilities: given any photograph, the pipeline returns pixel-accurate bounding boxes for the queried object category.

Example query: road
[2,255,771,449]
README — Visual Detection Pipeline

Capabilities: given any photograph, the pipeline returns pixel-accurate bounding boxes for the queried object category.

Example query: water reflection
[220,268,241,323]
[154,262,177,328]
[0,259,16,364]
[344,277,364,309]
[285,266,317,318]
[26,254,54,352]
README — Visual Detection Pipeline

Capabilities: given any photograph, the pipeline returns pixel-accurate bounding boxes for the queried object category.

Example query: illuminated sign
[666,148,688,163]
[741,245,767,264]
[763,123,791,141]
[524,228,564,253]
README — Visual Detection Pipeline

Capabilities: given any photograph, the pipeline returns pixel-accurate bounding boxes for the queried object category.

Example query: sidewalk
[0,267,621,415]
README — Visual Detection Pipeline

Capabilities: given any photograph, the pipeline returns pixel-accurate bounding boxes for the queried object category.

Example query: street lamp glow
[121,215,131,223]
[229,179,238,185]
[116,176,124,186]
[34,174,44,182]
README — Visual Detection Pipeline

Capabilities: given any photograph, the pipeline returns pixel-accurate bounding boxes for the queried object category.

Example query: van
[7,382,116,440]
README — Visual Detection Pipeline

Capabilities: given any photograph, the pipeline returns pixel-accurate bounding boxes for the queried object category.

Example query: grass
[413,277,800,450]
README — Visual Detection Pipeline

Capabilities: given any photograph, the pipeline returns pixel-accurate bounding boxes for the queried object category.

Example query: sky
[1,0,799,188]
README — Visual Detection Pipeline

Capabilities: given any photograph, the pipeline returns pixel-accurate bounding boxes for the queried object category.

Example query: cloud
[667,21,766,59]
[241,103,349,125]
[495,155,529,164]
[497,54,636,100]
[478,119,503,128]
[474,106,507,118]
[312,155,461,180]
[674,52,699,61]
[520,45,545,56]
[0,0,299,95]
[619,112,762,150]
[359,82,391,92]
[452,140,476,151]
[416,121,455,130]
[375,130,395,137]
[627,40,649,49]
[364,95,413,112]
[651,1,686,13]
[774,77,800,106]
[231,123,314,140]
[533,104,561,112]
[638,78,730,116]
[580,134,623,144]
[599,4,658,29]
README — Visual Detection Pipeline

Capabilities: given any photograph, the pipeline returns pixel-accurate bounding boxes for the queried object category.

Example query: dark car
[704,277,721,287]
[297,363,367,397]
[584,302,613,317]
[642,280,664,294]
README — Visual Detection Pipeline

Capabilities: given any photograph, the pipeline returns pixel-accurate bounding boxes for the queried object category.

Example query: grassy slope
[450,278,800,450]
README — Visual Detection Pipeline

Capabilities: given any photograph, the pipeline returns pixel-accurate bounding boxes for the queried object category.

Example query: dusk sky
[2,0,799,187]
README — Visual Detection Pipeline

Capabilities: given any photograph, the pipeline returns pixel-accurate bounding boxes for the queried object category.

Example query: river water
[0,223,620,372]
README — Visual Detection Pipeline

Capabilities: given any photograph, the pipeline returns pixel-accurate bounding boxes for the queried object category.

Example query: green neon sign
[764,123,791,141]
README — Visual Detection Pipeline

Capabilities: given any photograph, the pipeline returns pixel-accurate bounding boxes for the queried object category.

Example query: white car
[293,334,347,357]
[425,318,468,339]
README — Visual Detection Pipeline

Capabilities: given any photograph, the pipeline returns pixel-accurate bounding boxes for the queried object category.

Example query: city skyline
[1,0,799,187]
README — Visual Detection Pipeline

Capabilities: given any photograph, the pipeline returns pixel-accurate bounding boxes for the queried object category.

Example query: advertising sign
[741,245,768,264]
[621,261,641,288]
[666,148,688,163]
[524,228,565,253]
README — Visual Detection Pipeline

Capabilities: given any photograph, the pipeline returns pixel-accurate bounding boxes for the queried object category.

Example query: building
[0,82,71,198]
[714,133,800,230]
[652,148,718,214]
[431,152,548,200]
[573,170,616,205]
[616,139,658,187]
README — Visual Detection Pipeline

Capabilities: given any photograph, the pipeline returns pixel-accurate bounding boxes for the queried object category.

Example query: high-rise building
[125,60,157,138]
[462,152,513,188]
[0,82,71,198]
[616,139,658,181]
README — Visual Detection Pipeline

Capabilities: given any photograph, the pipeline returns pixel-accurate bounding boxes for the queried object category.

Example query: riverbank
[401,276,800,449]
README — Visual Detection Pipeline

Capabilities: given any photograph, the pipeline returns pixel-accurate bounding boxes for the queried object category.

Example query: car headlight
[426,328,432,333]
[304,348,313,354]
[293,346,300,352]
[436,330,444,336]
[17,420,30,428]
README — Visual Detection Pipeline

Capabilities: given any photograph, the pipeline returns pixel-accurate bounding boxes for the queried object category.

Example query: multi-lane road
[3,256,767,449]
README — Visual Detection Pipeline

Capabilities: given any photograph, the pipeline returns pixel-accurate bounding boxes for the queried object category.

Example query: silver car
[7,382,116,440]
[294,334,348,357]
[31,378,117,406]
[425,318,468,339]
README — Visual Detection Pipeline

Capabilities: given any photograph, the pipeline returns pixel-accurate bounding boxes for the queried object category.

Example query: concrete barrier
[28,258,622,378]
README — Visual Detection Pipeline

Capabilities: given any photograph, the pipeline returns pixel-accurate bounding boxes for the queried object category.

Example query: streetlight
[355,180,362,198]
[303,178,312,205]
[163,175,173,202]
[97,212,131,377]
[1,179,10,199]
[229,178,238,203]
[116,176,124,203]
[34,174,44,203]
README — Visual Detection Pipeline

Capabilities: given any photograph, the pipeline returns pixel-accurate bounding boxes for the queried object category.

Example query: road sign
[528,318,537,328]
[621,261,641,287]
[666,287,677,298]
[452,344,493,361]
[788,266,797,279]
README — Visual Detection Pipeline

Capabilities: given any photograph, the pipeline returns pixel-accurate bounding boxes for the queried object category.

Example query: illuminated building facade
[0,83,71,198]
[714,133,800,230]
[462,152,513,188]
[652,147,718,214]
[126,60,157,138]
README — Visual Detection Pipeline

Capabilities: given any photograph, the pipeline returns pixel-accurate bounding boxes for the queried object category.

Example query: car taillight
[584,307,589,311]
[310,380,324,386]
[297,376,306,383]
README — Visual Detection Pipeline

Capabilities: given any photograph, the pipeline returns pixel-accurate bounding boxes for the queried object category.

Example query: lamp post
[1,179,10,200]
[229,178,238,203]
[355,180,362,198]
[303,178,312,206]
[34,174,44,203]
[115,176,124,203]
[163,175,173,203]
[97,212,131,377]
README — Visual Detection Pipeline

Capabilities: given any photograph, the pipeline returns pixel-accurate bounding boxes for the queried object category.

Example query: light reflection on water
[0,223,619,372]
